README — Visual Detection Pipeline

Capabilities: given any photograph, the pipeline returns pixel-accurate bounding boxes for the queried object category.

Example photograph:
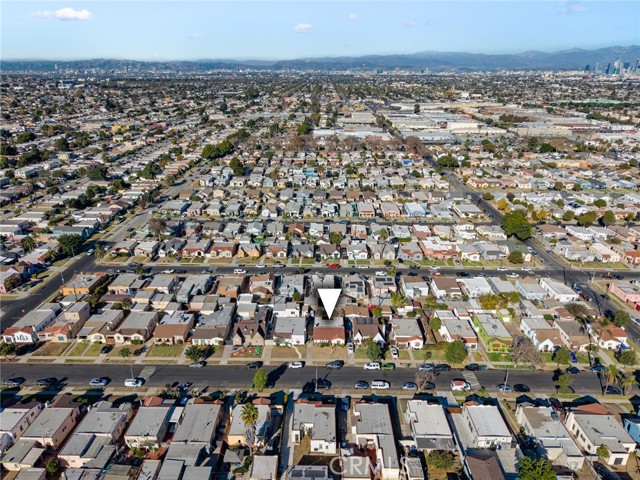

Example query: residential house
[405,400,455,451]
[291,399,337,455]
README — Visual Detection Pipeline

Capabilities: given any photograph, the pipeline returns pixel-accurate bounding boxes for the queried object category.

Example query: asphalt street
[0,363,611,395]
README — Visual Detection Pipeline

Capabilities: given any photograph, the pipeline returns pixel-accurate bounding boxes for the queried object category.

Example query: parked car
[603,386,622,395]
[565,366,580,374]
[375,271,386,276]
[402,382,418,390]
[409,264,420,270]
[347,343,355,354]
[3,377,25,387]
[289,361,305,369]
[418,363,435,371]
[189,361,206,368]
[513,384,530,393]
[506,273,519,278]
[328,264,340,269]
[326,360,344,369]
[354,380,369,389]
[497,266,508,272]
[364,362,381,370]
[100,345,113,355]
[591,364,608,374]
[247,361,263,369]
[434,364,451,372]
[36,377,58,387]
[456,272,470,277]
[381,363,395,371]
[87,249,94,256]
[497,383,513,393]
[464,363,480,371]
[124,378,145,387]
[451,379,471,392]
[548,398,564,413]
[89,377,109,387]
[429,266,441,271]
[390,347,399,359]
[315,379,332,390]
[234,269,247,275]
[371,380,391,390]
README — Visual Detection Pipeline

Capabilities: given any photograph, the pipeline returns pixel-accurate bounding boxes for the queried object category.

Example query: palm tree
[241,403,259,446]
[604,365,621,390]
[390,292,407,310]
[621,376,638,395]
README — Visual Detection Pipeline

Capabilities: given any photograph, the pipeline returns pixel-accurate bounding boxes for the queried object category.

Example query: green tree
[21,235,37,253]
[364,339,383,361]
[229,157,244,176]
[426,450,455,470]
[241,402,259,427]
[603,365,621,390]
[378,228,389,241]
[611,310,630,327]
[296,120,312,135]
[618,349,637,366]
[482,192,494,201]
[554,347,571,366]
[445,340,468,364]
[413,104,421,114]
[390,292,407,310]
[538,143,555,153]
[252,368,268,390]
[553,181,564,191]
[577,211,597,227]
[502,210,532,240]
[563,210,575,222]
[593,199,607,208]
[508,250,524,264]
[516,457,556,480]
[429,316,441,332]
[292,291,303,303]
[148,217,166,240]
[556,372,573,393]
[185,345,208,363]
[329,232,343,245]
[596,445,610,460]
[58,234,84,257]
[45,458,61,476]
[0,343,16,359]
[621,376,638,395]
[601,210,616,226]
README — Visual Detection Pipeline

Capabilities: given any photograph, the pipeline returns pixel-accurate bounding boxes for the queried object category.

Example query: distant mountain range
[3,45,638,72]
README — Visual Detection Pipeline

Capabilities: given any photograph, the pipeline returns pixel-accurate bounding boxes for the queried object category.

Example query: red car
[328,264,340,269]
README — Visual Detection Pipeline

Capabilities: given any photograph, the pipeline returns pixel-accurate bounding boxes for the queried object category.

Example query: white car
[357,265,368,269]
[89,377,109,387]
[390,347,399,359]
[124,378,144,388]
[429,266,441,271]
[257,264,265,268]
[288,361,305,369]
[498,266,508,272]
[233,269,247,275]
[364,362,381,370]
[347,342,355,354]
[506,273,519,278]
[521,267,531,272]
[375,271,386,276]
[87,249,94,256]
[451,380,471,392]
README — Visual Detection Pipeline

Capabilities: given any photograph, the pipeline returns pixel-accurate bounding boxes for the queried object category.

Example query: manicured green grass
[67,342,89,357]
[488,352,514,362]
[83,343,106,357]
[147,344,184,358]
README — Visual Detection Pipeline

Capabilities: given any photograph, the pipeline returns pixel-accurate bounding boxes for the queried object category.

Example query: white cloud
[294,23,314,33]
[403,20,418,28]
[347,13,360,21]
[189,32,203,40]
[31,7,92,21]
[558,2,589,14]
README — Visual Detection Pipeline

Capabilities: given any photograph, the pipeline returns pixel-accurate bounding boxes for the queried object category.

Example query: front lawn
[83,343,106,357]
[66,342,89,357]
[33,342,70,357]
[147,344,185,358]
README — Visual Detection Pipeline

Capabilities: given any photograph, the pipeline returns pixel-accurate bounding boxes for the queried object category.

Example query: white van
[234,269,247,275]
[371,380,390,390]
[124,378,144,388]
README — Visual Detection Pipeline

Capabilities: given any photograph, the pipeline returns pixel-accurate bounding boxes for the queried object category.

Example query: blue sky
[1,1,638,60]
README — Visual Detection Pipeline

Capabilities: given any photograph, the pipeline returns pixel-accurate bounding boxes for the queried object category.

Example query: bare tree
[512,336,542,368]
[415,371,436,393]
[148,217,166,241]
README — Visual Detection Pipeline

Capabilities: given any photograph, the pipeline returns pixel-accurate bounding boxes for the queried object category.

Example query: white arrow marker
[317,288,342,319]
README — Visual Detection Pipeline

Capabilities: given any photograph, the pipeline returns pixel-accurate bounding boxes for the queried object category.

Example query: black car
[247,361,263,369]
[315,379,332,390]
[409,265,420,270]
[127,262,142,267]
[464,363,480,371]
[513,384,530,393]
[434,364,451,372]
[565,366,580,375]
[548,398,564,413]
[456,272,470,277]
[36,377,58,387]
[100,345,113,355]
[174,269,187,274]
[326,360,344,369]
[613,274,625,280]
[603,386,622,395]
